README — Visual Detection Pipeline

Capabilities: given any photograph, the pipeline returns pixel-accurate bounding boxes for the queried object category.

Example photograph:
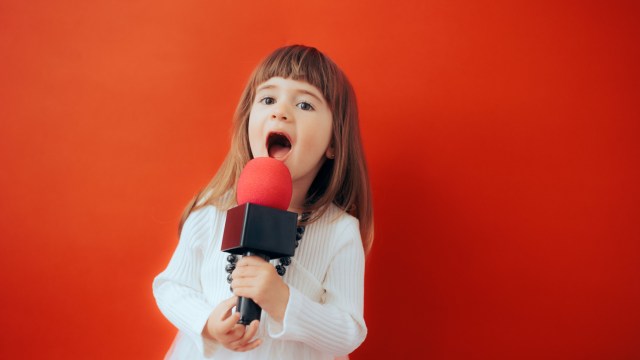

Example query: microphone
[221,157,298,325]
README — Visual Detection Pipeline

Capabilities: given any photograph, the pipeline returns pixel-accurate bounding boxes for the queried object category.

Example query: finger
[233,264,271,281]
[228,321,261,352]
[242,320,260,341]
[231,284,255,301]
[218,296,238,321]
[231,266,251,279]
[232,266,258,279]
[222,311,241,330]
[233,338,262,352]
[231,277,254,290]
[225,318,259,347]
[219,322,246,343]
[237,256,268,266]
[228,319,259,347]
[227,323,246,339]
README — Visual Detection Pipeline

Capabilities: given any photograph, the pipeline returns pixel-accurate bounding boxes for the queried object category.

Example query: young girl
[153,45,373,359]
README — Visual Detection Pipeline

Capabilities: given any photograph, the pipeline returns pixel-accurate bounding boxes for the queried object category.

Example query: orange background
[1,0,639,358]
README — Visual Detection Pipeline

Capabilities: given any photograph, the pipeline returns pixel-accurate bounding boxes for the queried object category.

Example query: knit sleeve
[152,207,219,357]
[266,220,367,356]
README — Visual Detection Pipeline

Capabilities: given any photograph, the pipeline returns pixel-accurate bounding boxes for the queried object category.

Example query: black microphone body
[221,202,297,325]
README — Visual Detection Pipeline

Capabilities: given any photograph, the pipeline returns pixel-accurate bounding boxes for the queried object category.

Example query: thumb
[219,296,238,321]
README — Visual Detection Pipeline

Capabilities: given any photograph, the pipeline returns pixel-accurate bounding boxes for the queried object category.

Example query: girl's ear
[325,146,335,160]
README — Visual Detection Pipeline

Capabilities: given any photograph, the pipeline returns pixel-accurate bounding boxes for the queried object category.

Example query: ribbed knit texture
[153,204,367,359]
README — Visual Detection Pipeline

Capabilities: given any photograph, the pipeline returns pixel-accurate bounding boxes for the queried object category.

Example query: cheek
[300,120,332,159]
[317,117,333,149]
[247,114,261,153]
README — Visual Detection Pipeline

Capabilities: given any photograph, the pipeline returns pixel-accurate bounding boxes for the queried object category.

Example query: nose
[270,104,289,121]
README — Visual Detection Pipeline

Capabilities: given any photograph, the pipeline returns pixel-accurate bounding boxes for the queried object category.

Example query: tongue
[268,145,290,159]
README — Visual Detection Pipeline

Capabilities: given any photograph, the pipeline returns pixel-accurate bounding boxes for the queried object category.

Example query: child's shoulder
[323,203,359,226]
[316,203,362,245]
[180,204,225,238]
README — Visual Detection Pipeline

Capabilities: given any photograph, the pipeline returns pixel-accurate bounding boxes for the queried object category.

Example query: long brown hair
[180,45,374,253]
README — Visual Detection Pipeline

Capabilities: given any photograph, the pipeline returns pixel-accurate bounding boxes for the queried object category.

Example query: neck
[287,159,326,214]
[289,173,319,214]
[288,184,307,214]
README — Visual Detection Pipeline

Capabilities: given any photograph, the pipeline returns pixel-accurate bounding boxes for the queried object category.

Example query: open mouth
[267,132,292,159]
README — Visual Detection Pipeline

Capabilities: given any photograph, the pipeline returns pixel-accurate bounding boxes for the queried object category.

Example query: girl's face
[248,77,333,195]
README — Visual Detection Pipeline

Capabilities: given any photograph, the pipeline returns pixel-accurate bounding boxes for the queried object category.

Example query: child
[153,45,374,359]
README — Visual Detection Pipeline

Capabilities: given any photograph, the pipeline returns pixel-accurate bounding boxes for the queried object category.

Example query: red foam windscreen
[236,157,292,211]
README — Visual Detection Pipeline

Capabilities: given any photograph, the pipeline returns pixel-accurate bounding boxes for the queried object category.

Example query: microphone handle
[237,251,270,325]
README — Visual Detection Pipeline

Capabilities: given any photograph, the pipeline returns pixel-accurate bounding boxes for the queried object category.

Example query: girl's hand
[231,256,290,322]
[203,296,262,352]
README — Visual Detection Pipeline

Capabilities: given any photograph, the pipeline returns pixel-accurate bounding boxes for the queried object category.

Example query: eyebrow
[256,84,325,105]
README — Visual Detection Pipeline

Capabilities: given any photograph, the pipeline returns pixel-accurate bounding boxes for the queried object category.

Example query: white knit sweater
[153,203,367,359]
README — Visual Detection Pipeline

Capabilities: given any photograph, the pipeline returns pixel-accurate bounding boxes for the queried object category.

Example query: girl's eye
[297,102,314,111]
[260,97,275,105]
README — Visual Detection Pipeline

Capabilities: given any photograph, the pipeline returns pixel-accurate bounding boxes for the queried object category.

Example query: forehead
[257,77,322,93]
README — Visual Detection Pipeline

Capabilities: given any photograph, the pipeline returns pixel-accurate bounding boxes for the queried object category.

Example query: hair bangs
[252,46,335,106]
